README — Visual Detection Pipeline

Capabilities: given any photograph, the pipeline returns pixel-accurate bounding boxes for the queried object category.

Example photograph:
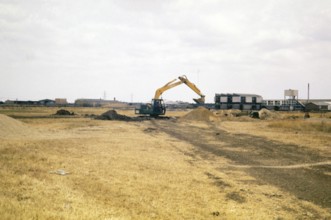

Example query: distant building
[303,100,331,112]
[262,99,305,111]
[4,99,55,106]
[5,100,15,105]
[164,100,194,109]
[5,100,37,105]
[75,99,110,107]
[38,99,55,106]
[74,99,129,108]
[215,93,263,110]
[55,98,68,105]
[263,89,305,111]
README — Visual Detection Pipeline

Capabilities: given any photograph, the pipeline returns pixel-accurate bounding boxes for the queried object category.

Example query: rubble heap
[97,110,133,121]
[180,107,218,122]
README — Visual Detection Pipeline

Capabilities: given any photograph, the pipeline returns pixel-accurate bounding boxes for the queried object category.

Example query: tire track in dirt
[150,120,331,209]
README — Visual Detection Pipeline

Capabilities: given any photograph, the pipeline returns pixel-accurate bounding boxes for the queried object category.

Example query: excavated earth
[55,109,74,116]
[96,110,170,121]
[97,110,133,121]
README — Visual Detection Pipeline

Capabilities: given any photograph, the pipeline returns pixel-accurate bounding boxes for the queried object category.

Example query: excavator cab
[135,99,166,116]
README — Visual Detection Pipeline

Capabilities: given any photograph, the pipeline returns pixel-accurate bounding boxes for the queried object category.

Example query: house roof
[215,93,262,97]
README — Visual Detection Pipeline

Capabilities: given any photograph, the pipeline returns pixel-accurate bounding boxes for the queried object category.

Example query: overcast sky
[1,0,330,103]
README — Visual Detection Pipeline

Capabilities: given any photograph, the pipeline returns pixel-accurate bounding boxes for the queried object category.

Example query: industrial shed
[55,98,68,106]
[262,99,305,111]
[305,101,331,112]
[215,93,263,110]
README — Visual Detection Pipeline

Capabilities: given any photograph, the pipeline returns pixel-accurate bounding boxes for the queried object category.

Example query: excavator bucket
[193,97,205,104]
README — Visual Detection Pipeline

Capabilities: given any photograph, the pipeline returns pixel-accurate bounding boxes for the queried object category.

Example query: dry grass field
[0,106,330,219]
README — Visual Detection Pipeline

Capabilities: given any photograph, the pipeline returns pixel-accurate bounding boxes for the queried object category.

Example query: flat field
[0,106,330,219]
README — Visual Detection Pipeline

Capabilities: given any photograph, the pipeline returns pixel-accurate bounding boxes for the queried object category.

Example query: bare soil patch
[0,114,37,138]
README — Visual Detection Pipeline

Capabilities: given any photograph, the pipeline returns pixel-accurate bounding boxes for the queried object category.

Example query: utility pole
[307,83,310,103]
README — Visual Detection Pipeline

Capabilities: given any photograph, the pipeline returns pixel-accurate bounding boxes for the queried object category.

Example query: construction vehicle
[135,75,205,116]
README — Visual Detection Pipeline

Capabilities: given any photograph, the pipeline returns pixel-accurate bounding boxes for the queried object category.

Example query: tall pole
[307,83,310,103]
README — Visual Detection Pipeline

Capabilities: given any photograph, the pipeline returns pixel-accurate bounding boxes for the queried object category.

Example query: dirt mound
[259,109,282,120]
[55,109,74,115]
[96,110,169,121]
[97,110,132,121]
[180,107,218,122]
[0,114,34,138]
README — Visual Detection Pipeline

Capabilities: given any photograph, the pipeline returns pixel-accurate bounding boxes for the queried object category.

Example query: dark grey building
[303,100,331,111]
[215,93,263,110]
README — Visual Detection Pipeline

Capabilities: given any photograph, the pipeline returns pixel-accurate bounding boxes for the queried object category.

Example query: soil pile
[180,107,218,122]
[0,114,33,138]
[258,109,282,120]
[97,110,132,121]
[55,109,74,115]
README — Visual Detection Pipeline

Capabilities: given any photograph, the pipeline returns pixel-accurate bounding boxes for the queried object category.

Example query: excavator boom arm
[178,75,205,104]
[153,75,205,103]
[154,79,183,99]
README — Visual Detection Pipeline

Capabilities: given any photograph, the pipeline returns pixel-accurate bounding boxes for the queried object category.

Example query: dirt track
[151,120,331,210]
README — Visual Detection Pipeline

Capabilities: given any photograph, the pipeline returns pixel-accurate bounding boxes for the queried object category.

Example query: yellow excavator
[135,75,205,116]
